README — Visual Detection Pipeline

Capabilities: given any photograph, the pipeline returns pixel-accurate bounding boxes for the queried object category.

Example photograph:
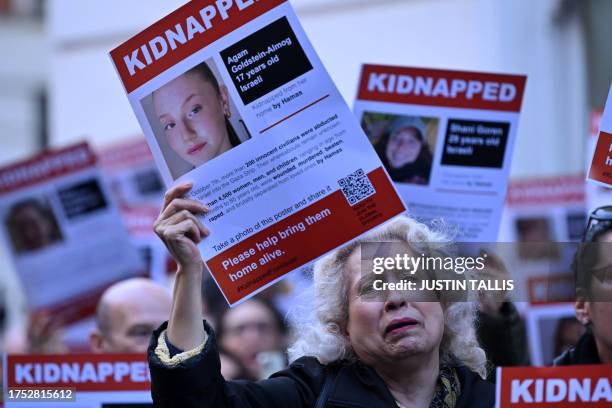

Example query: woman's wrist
[177,260,204,277]
[168,262,206,350]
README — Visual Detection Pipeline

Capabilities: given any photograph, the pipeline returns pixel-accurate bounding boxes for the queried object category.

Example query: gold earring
[225,109,231,119]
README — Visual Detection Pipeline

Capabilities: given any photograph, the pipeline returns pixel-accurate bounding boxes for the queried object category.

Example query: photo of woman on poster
[147,60,246,177]
[363,114,436,185]
[4,198,63,254]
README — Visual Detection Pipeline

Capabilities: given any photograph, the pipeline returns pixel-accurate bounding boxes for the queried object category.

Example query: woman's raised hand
[155,183,209,349]
[154,182,209,272]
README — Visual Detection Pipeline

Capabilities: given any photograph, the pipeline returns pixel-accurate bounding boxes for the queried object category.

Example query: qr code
[338,169,376,206]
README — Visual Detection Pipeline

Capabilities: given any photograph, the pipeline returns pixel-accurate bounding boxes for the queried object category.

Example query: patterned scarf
[429,365,461,408]
[395,365,461,408]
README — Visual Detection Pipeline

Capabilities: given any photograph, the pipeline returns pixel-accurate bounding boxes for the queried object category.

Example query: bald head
[91,278,172,353]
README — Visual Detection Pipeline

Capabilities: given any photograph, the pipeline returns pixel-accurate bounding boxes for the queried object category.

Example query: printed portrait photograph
[141,57,251,180]
[528,308,584,365]
[361,112,438,186]
[515,216,561,260]
[4,197,64,255]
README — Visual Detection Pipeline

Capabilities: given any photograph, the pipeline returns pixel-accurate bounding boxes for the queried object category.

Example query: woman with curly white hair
[148,183,494,408]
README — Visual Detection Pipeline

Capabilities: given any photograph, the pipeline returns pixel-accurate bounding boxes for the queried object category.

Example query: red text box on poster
[496,365,611,407]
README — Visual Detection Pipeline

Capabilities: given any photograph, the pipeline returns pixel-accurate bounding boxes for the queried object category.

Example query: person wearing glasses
[554,206,612,365]
[214,298,288,380]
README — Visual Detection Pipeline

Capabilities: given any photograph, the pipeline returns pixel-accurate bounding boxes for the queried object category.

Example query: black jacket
[476,302,530,382]
[553,331,601,366]
[148,321,494,408]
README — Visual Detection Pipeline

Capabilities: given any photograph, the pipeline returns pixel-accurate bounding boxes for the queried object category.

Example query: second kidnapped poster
[354,64,526,241]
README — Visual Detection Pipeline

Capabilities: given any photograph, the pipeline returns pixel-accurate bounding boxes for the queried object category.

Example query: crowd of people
[141,185,611,407]
[0,185,610,407]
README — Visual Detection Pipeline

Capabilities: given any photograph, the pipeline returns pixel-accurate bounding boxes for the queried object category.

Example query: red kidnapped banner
[98,138,154,171]
[0,143,95,195]
[506,175,586,206]
[7,354,150,392]
[496,365,611,407]
[111,0,286,93]
[357,64,526,112]
[588,131,612,186]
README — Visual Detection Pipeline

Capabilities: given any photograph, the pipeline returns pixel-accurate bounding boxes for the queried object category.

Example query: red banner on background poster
[590,110,603,138]
[588,131,612,187]
[6,354,150,392]
[357,64,526,112]
[496,365,611,407]
[98,137,154,171]
[0,143,95,195]
[506,175,586,206]
[587,85,612,187]
[527,274,574,305]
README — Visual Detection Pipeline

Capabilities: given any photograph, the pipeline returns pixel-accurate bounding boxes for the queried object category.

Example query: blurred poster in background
[498,175,587,366]
[97,138,168,282]
[498,175,586,304]
[0,143,144,326]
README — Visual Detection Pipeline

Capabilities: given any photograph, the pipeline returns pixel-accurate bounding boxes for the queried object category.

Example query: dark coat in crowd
[553,331,601,366]
[148,321,495,408]
[477,302,530,382]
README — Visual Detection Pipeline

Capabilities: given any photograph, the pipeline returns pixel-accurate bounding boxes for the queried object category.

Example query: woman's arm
[153,182,209,350]
[151,184,324,408]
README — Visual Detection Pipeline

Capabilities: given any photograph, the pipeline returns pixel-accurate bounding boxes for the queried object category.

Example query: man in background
[90,277,171,353]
